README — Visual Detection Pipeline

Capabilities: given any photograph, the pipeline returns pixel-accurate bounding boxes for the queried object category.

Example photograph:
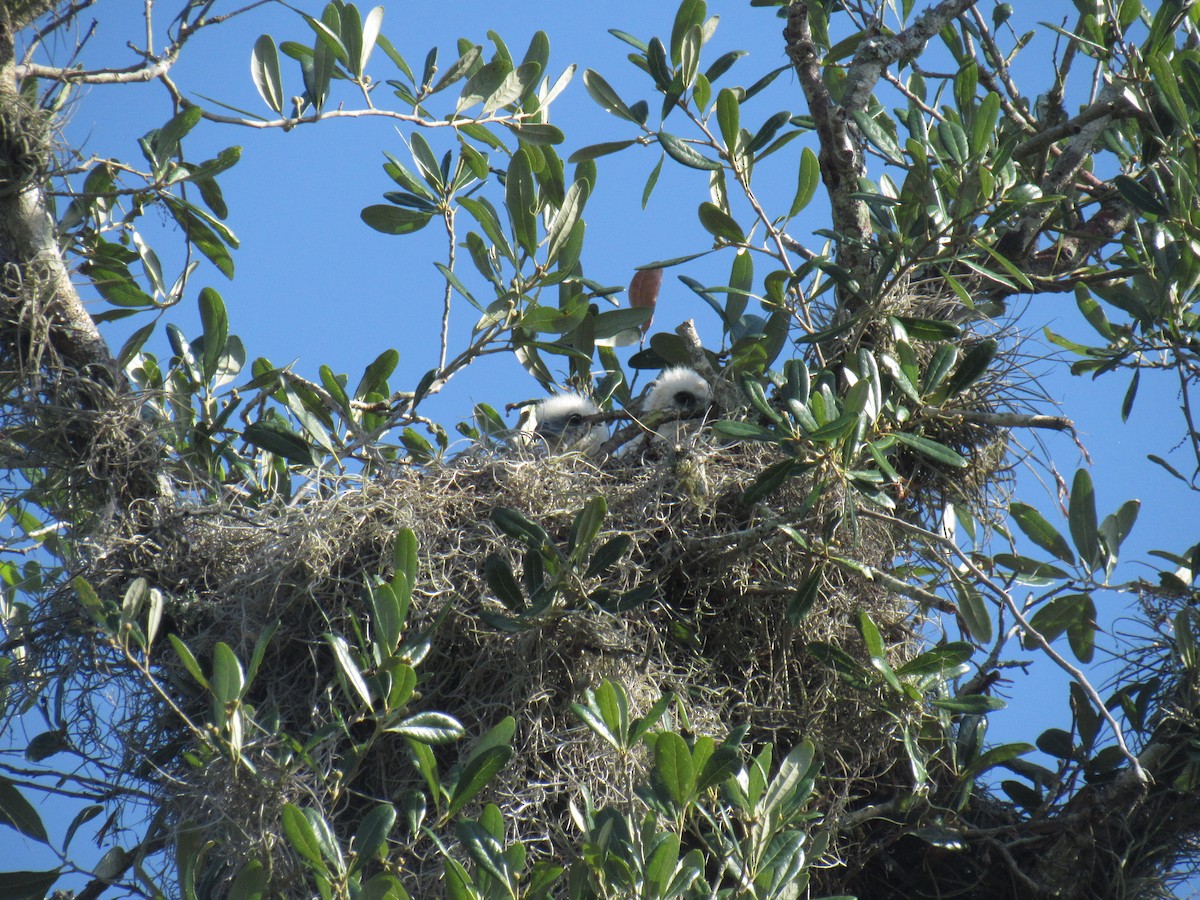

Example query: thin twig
[438,206,455,372]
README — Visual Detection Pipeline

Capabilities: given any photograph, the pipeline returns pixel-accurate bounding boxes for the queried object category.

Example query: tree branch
[918,406,1075,432]
[840,0,977,113]
[0,17,116,377]
[784,2,873,296]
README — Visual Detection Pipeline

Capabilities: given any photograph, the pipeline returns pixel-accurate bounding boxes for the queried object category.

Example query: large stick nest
[79,437,945,890]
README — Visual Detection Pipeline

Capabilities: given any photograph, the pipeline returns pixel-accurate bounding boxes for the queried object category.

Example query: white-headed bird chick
[645,366,712,447]
[520,393,608,456]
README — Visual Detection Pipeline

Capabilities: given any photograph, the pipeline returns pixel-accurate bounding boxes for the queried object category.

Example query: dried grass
[75,436,942,888]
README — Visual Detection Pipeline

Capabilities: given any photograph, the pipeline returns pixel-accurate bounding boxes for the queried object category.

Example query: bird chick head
[645,367,713,447]
[645,366,712,415]
[522,393,608,455]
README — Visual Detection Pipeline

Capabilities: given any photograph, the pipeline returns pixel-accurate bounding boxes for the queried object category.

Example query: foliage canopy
[0,0,1199,898]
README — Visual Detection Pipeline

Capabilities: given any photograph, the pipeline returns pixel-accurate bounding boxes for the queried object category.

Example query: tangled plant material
[74,436,959,889]
[3,275,1030,891]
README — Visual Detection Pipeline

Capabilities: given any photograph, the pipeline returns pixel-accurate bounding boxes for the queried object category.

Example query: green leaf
[787,569,822,626]
[385,711,465,743]
[567,139,637,163]
[1067,594,1096,663]
[807,641,873,688]
[62,805,101,855]
[594,679,629,747]
[164,198,236,278]
[227,861,267,900]
[896,642,975,677]
[1121,369,1140,422]
[1149,53,1189,127]
[0,870,60,898]
[1098,499,1139,573]
[856,609,886,659]
[447,746,513,819]
[0,778,49,844]
[168,634,209,688]
[850,109,904,164]
[937,119,969,165]
[198,287,228,382]
[921,344,959,395]
[484,554,525,612]
[350,804,396,874]
[1114,175,1168,216]
[431,45,482,94]
[1068,469,1100,572]
[546,180,586,266]
[992,553,1070,583]
[492,507,550,552]
[711,419,780,441]
[487,60,542,112]
[789,146,820,218]
[761,741,815,818]
[152,105,203,165]
[646,832,682,894]
[304,8,338,110]
[457,820,515,891]
[705,48,746,83]
[457,57,512,112]
[643,153,664,208]
[242,421,315,465]
[355,348,400,399]
[582,69,639,121]
[282,804,325,870]
[655,732,695,807]
[971,91,1000,157]
[572,702,619,750]
[658,132,722,170]
[1028,593,1091,644]
[1036,727,1075,760]
[211,641,245,705]
[361,205,434,235]
[325,633,372,707]
[895,316,961,340]
[1010,502,1075,565]
[251,35,284,113]
[716,88,740,151]
[441,857,474,900]
[945,338,996,396]
[506,148,538,256]
[585,535,632,578]
[503,121,564,145]
[356,6,385,77]
[893,432,968,468]
[953,580,993,643]
[932,695,1005,714]
[697,201,745,242]
[569,496,607,560]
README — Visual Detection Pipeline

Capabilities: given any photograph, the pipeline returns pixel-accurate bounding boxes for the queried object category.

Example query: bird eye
[566,413,584,426]
[675,391,696,408]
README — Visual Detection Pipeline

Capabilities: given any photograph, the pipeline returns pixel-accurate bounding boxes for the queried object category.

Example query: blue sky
[5,0,1199,891]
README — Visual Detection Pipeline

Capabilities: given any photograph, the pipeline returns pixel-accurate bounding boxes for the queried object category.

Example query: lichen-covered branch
[784,0,978,304]
[0,12,115,376]
[839,0,977,112]
[784,2,873,298]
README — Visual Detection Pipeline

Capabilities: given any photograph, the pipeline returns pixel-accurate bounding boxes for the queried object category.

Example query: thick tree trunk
[0,11,117,377]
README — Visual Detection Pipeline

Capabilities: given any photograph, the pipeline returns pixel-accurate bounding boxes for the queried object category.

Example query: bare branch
[918,406,1075,432]
[1012,95,1140,162]
[16,57,173,83]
